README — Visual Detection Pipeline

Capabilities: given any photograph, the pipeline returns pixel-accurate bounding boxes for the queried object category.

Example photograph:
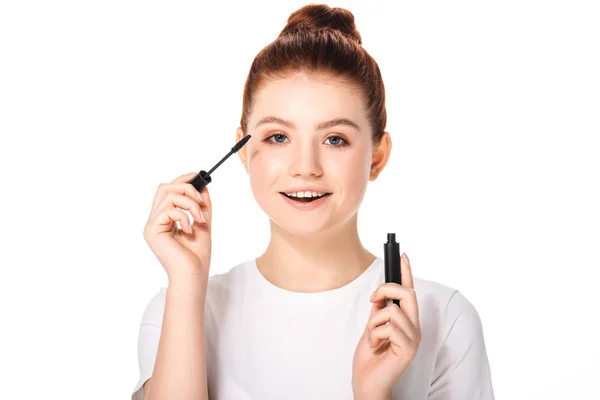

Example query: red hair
[240,4,387,145]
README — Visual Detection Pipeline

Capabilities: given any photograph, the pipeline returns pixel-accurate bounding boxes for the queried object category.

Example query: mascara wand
[188,135,251,192]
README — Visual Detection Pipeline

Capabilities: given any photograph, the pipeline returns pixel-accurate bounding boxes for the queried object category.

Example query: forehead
[249,72,368,127]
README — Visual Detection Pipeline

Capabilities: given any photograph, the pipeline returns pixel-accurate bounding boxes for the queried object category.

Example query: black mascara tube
[384,233,402,308]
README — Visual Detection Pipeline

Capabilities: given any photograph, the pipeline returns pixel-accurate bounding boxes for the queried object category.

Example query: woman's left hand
[352,253,422,400]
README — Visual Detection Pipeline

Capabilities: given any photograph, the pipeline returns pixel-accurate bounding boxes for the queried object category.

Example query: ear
[369,131,391,181]
[236,127,249,174]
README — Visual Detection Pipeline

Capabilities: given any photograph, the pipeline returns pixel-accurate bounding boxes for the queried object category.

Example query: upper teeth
[285,191,326,198]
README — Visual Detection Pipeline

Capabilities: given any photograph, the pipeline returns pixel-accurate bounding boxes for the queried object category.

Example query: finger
[366,292,386,322]
[148,207,193,235]
[153,192,206,226]
[197,185,212,226]
[151,181,206,216]
[371,282,420,332]
[400,253,414,289]
[366,304,387,348]
[150,171,200,211]
[171,171,200,183]
[368,253,413,303]
[367,303,418,345]
[166,208,194,234]
[370,323,412,352]
[362,297,383,345]
[176,172,213,219]
[370,282,414,306]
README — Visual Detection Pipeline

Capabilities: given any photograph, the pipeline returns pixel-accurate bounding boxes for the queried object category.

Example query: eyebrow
[254,116,361,132]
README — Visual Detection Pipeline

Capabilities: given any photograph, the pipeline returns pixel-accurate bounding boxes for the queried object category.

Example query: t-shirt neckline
[248,256,383,303]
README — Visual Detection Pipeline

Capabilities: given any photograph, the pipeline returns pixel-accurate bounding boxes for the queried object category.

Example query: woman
[134,4,494,399]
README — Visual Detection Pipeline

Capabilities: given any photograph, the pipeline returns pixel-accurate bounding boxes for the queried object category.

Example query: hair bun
[280,4,362,45]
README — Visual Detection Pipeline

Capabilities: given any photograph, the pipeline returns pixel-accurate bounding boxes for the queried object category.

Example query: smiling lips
[280,192,332,210]
[281,192,332,202]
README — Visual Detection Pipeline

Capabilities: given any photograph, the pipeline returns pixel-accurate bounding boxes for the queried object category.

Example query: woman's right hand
[143,171,213,282]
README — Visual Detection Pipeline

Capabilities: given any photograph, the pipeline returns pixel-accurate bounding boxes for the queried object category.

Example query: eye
[264,133,288,145]
[325,136,349,147]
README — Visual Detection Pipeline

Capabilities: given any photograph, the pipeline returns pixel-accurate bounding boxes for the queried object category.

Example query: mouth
[279,192,332,203]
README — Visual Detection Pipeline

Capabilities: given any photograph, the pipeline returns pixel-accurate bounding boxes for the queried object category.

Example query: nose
[288,141,324,178]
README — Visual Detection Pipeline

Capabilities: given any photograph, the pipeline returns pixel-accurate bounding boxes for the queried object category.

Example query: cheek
[248,150,287,190]
[331,151,371,196]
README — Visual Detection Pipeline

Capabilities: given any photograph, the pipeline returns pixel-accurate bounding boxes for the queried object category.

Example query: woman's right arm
[144,277,209,400]
[139,171,216,399]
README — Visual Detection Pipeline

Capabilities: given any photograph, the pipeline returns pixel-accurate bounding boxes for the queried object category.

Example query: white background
[1,0,598,399]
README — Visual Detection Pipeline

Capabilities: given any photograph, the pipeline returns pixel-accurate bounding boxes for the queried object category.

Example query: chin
[253,192,358,236]
[269,214,330,236]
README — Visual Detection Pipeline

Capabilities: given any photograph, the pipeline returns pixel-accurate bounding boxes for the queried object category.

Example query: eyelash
[263,133,349,148]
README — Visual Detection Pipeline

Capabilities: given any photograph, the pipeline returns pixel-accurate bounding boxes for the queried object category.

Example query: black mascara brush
[188,135,251,192]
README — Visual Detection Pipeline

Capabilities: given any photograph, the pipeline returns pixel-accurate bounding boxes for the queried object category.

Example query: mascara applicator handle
[189,170,212,192]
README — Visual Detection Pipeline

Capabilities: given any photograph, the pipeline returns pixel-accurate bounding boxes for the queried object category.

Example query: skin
[236,71,392,292]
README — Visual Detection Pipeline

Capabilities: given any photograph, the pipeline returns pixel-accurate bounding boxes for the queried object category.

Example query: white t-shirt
[133,257,495,399]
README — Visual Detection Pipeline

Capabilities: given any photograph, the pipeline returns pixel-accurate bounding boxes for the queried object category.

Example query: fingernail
[200,210,206,223]
[197,191,203,201]
[370,291,375,301]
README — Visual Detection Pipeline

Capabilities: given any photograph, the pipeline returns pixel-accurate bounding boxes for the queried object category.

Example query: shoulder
[412,276,459,314]
[204,259,255,323]
[413,275,482,322]
[139,287,167,326]
[415,278,483,346]
[440,289,485,342]
[416,277,483,332]
[411,276,484,342]
[205,259,252,301]
[138,260,253,326]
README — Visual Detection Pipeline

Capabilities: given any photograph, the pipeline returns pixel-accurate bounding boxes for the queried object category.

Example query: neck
[256,213,376,293]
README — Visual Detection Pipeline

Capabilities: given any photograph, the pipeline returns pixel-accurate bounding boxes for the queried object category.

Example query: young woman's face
[240,72,377,236]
